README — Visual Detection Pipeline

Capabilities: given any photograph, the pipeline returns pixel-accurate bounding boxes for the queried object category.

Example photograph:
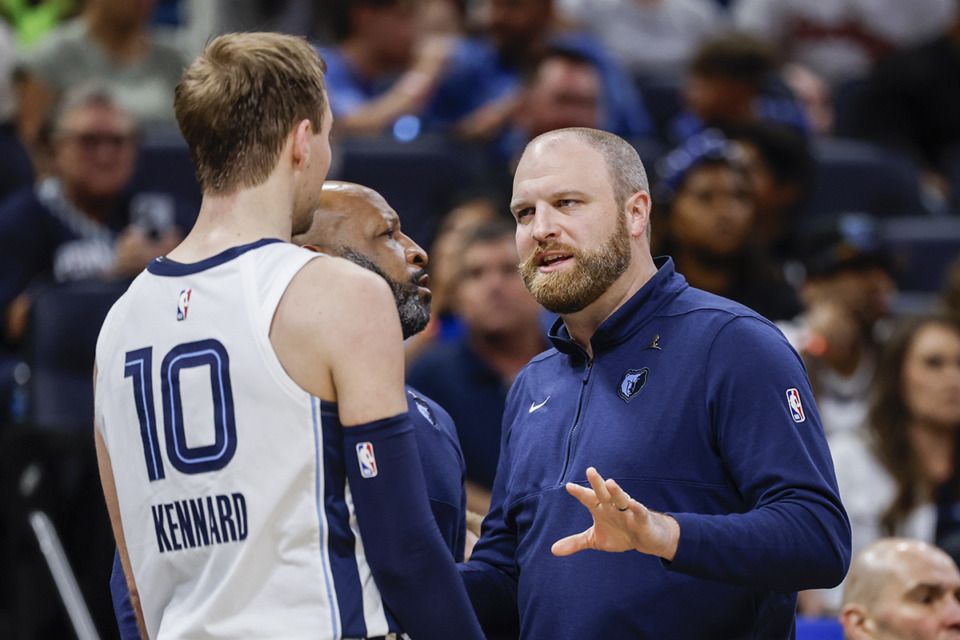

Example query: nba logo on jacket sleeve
[786,388,805,422]
[176,289,191,321]
[356,442,378,478]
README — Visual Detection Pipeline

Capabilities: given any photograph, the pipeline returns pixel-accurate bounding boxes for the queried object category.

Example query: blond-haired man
[95,33,483,640]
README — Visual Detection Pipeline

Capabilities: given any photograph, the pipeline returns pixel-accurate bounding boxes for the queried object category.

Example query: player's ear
[290,119,313,167]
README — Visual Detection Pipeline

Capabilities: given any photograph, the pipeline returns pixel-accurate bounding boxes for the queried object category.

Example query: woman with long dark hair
[863,315,960,538]
[819,313,960,611]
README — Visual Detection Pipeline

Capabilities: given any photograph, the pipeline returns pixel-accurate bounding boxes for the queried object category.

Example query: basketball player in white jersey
[93,33,484,640]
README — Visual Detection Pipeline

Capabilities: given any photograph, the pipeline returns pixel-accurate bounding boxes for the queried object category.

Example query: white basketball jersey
[95,239,396,640]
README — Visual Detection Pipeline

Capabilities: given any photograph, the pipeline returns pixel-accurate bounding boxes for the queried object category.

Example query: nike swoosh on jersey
[529,397,550,413]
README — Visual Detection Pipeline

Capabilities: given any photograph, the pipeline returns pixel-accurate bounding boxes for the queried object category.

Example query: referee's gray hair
[526,127,649,208]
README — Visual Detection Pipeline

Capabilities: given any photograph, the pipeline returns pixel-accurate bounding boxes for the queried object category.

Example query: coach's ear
[625,190,651,240]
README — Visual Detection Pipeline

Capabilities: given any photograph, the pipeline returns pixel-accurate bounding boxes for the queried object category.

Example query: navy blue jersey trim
[312,397,341,638]
[320,399,396,637]
[319,399,404,636]
[146,238,286,276]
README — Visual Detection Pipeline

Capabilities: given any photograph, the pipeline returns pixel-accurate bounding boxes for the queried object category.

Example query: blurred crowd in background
[1,0,960,638]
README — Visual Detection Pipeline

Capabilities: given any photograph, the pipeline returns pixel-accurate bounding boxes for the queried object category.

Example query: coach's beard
[337,248,431,339]
[519,216,631,315]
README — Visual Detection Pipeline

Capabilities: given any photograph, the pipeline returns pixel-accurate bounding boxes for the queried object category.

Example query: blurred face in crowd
[902,322,960,431]
[735,139,797,229]
[512,136,632,315]
[668,162,753,259]
[683,73,754,126]
[806,266,895,331]
[358,0,419,68]
[484,0,551,57]
[846,542,960,640]
[93,0,157,30]
[428,199,499,315]
[53,101,138,203]
[456,234,542,337]
[416,0,464,35]
[296,182,431,339]
[782,63,834,137]
[518,56,601,140]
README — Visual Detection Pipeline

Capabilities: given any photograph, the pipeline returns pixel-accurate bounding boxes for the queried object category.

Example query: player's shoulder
[279,253,397,341]
[289,253,391,300]
[292,250,366,277]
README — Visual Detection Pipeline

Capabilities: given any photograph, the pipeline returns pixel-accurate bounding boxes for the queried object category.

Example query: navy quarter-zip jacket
[462,258,850,640]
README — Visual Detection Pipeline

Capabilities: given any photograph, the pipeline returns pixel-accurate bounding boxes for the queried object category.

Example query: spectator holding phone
[0,83,180,346]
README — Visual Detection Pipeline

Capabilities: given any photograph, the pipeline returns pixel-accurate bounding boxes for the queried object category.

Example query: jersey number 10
[124,339,237,481]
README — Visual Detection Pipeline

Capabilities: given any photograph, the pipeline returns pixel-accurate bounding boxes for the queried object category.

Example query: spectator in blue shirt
[432,0,654,143]
[669,30,809,144]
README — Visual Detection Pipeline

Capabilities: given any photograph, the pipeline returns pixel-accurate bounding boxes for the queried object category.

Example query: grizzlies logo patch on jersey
[407,390,438,427]
[618,368,648,402]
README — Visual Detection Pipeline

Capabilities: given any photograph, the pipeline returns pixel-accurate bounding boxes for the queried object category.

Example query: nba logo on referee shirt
[177,289,191,321]
[356,442,378,478]
[786,388,805,422]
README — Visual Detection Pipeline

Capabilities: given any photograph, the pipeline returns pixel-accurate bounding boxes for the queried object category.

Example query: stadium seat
[880,216,960,294]
[633,73,684,145]
[0,123,34,204]
[129,126,202,233]
[630,136,667,172]
[805,138,928,221]
[22,278,129,432]
[945,144,960,215]
[831,77,867,138]
[2,279,130,637]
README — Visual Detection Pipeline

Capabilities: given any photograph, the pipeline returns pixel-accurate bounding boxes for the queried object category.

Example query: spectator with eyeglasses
[0,83,181,349]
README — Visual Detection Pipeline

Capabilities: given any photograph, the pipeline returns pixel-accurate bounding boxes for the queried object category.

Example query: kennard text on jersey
[151,492,248,553]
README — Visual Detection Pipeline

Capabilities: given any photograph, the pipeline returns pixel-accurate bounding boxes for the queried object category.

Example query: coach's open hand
[551,467,680,562]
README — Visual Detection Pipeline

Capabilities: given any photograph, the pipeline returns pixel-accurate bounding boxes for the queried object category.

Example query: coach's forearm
[342,414,486,640]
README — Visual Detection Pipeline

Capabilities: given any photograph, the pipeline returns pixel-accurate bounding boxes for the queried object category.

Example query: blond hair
[174,32,328,194]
